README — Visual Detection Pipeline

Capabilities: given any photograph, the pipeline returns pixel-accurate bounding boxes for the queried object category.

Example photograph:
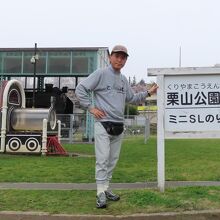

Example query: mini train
[0,79,66,155]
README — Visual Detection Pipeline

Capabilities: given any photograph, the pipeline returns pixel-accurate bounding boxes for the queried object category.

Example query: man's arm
[126,83,158,105]
[75,70,100,109]
[75,70,106,119]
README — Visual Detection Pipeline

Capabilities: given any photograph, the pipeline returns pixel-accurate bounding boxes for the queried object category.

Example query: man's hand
[89,107,106,119]
[148,83,159,96]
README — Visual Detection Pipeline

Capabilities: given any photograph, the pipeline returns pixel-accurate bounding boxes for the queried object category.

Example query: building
[0,47,109,90]
[0,47,110,142]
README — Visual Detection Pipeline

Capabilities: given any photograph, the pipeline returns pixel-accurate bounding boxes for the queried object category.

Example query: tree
[139,79,146,86]
[124,104,138,116]
[131,76,137,86]
[128,76,131,85]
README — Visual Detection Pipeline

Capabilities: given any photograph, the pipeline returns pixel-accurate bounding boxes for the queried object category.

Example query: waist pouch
[101,121,124,136]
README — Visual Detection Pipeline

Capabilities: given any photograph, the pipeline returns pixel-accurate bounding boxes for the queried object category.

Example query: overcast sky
[1,0,220,82]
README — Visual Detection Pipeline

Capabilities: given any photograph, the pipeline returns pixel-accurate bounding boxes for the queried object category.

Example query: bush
[124,104,138,115]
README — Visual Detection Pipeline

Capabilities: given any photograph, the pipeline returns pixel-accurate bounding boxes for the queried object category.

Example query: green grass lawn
[1,136,220,182]
[1,136,220,214]
[1,187,220,215]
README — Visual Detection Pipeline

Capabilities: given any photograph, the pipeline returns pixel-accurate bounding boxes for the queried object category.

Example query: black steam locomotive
[25,84,74,114]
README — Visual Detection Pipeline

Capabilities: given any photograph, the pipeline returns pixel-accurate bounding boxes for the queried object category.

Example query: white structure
[0,80,62,155]
[148,66,220,192]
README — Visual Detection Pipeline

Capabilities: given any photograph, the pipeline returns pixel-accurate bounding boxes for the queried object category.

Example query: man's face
[109,52,127,72]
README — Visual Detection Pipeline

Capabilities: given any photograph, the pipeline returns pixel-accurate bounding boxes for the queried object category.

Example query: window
[72,57,88,73]
[48,52,70,73]
[23,55,46,74]
[4,57,22,73]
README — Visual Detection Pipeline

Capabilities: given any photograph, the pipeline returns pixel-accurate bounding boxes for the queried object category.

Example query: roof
[0,47,109,52]
[148,66,220,76]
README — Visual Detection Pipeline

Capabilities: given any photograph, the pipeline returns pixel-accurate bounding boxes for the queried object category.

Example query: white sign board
[165,75,220,131]
[147,68,220,192]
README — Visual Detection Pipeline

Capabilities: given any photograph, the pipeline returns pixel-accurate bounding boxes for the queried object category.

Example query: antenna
[179,46,182,67]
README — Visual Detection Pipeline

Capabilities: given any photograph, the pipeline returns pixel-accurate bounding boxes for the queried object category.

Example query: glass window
[13,77,38,89]
[0,53,2,74]
[72,57,88,73]
[44,77,59,88]
[88,57,96,73]
[72,51,97,74]
[26,77,38,89]
[60,77,75,89]
[4,57,22,73]
[23,56,46,74]
[37,57,46,74]
[23,56,33,73]
[48,52,70,73]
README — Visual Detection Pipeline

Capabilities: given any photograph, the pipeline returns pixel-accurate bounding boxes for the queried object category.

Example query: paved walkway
[1,210,220,220]
[1,182,220,219]
[1,181,220,190]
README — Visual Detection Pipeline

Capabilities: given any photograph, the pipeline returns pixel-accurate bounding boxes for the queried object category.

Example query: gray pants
[94,121,123,187]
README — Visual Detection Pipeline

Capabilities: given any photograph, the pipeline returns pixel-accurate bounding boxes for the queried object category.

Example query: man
[75,45,158,208]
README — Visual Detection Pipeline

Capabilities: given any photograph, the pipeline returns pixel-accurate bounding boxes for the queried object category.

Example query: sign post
[148,67,220,192]
[157,75,165,192]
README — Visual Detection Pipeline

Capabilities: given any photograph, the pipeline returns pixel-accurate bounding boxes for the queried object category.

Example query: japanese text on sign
[165,75,220,131]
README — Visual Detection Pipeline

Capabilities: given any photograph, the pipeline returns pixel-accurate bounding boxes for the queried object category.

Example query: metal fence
[56,114,86,143]
[57,113,157,143]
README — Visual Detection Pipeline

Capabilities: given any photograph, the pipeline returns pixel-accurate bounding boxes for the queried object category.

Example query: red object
[46,136,68,156]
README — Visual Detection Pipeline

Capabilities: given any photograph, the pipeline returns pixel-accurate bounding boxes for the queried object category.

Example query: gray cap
[111,45,129,56]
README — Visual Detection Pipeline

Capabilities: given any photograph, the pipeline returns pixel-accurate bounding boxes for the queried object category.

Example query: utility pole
[179,46,182,67]
[30,43,38,108]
